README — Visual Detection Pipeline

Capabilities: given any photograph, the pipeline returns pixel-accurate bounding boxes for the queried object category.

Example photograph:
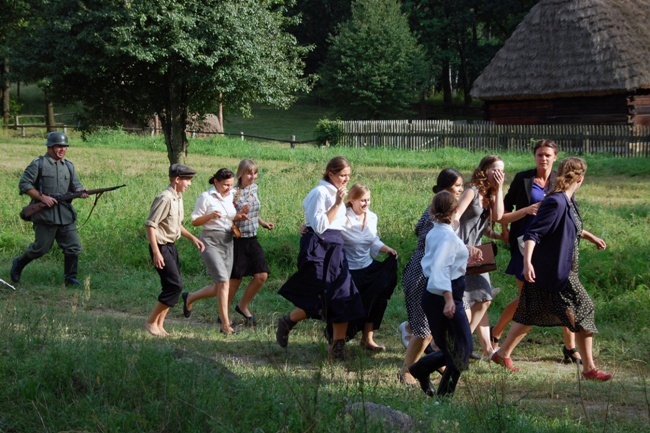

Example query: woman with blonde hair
[336,183,398,351]
[229,159,275,326]
[492,157,611,381]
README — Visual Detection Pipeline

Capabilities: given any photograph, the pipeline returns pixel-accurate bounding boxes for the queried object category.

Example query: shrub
[313,118,344,146]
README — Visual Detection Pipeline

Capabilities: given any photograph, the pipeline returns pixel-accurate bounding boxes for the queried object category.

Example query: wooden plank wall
[338,120,650,157]
[484,94,629,125]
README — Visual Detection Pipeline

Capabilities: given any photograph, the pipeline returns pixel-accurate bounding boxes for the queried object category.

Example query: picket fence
[338,120,650,157]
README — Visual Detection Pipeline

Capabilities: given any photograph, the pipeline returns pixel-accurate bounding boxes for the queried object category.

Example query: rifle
[20,184,127,221]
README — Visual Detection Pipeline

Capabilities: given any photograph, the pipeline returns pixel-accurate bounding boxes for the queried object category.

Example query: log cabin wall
[628,89,650,127]
[483,94,629,125]
[484,90,650,127]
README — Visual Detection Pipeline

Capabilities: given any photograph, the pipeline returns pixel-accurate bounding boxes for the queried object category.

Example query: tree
[403,0,537,106]
[320,0,428,119]
[0,0,33,124]
[287,0,352,76]
[9,0,310,164]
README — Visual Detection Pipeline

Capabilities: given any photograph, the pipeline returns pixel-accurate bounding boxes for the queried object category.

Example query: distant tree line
[0,0,536,163]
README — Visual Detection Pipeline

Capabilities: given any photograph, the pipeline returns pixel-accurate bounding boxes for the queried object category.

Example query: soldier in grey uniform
[11,131,88,286]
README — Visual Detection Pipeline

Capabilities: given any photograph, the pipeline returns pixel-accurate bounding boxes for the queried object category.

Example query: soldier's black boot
[64,255,82,286]
[10,255,32,283]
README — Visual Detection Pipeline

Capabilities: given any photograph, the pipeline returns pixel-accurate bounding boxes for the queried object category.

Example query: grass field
[1,131,649,432]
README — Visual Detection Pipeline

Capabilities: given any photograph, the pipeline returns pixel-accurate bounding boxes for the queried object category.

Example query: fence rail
[338,120,650,157]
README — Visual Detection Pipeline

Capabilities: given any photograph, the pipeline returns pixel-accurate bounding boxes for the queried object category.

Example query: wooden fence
[338,120,650,157]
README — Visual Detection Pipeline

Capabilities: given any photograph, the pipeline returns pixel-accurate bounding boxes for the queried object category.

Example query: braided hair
[551,157,587,193]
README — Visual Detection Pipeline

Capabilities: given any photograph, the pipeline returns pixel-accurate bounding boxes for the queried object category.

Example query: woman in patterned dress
[492,157,612,381]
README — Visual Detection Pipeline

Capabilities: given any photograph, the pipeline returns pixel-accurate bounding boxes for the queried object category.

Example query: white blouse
[340,207,385,270]
[421,223,469,296]
[191,186,236,232]
[303,180,347,235]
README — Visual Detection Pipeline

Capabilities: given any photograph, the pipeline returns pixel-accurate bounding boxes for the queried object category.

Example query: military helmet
[45,131,69,147]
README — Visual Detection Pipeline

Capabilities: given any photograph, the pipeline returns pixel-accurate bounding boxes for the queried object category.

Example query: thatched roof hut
[471,0,650,126]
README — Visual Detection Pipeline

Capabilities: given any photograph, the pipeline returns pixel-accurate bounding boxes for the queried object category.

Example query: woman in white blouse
[276,157,365,360]
[181,168,249,335]
[338,183,397,351]
[408,190,471,398]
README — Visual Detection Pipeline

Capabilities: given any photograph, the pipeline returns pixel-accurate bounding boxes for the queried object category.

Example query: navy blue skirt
[278,229,365,323]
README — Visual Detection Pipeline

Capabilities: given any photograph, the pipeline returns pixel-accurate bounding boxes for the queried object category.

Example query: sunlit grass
[0,132,649,432]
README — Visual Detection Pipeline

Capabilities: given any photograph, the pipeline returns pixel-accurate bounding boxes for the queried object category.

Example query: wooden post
[290,135,296,148]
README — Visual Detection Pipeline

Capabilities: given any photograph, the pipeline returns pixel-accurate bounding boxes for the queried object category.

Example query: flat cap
[169,164,197,178]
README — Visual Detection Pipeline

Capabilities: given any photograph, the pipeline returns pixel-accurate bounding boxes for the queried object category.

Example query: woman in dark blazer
[491,157,611,381]
[491,140,582,364]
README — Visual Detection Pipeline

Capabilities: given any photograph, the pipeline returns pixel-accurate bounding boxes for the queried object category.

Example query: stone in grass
[344,402,414,433]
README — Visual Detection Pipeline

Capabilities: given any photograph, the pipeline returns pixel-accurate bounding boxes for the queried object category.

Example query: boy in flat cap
[144,164,205,336]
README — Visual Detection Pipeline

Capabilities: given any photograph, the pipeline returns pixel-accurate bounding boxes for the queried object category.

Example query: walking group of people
[11,132,612,401]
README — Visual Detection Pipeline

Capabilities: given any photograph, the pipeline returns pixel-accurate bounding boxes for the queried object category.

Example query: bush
[313,118,343,146]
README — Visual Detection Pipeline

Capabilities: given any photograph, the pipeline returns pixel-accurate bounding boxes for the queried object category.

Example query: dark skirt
[336,254,398,339]
[230,236,270,279]
[513,270,597,333]
[278,229,365,324]
[504,246,525,281]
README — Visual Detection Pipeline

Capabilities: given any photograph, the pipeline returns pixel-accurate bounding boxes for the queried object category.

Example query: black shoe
[329,339,347,361]
[408,364,435,397]
[562,346,582,364]
[276,315,295,348]
[235,305,257,326]
[65,278,82,287]
[181,292,191,318]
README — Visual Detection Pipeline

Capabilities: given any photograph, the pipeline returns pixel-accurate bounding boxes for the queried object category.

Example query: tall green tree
[404,0,536,106]
[0,0,33,123]
[10,0,310,164]
[320,0,428,119]
[287,0,352,75]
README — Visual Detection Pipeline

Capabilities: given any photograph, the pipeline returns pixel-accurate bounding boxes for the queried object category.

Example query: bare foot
[399,368,418,386]
[361,339,385,351]
[159,327,170,336]
[145,322,164,336]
